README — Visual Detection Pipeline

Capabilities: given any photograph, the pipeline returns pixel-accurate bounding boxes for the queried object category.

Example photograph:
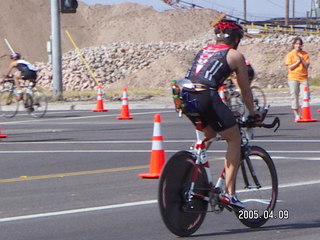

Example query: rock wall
[35,33,320,92]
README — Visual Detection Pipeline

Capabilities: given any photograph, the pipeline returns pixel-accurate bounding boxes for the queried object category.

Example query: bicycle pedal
[211,203,224,214]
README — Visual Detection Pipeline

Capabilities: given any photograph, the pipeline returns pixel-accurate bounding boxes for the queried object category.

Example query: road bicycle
[223,79,266,116]
[159,87,280,236]
[0,78,48,118]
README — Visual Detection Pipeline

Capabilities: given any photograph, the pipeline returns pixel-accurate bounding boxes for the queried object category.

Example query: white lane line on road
[279,179,320,189]
[272,156,320,161]
[0,139,320,144]
[0,150,320,154]
[0,149,320,155]
[250,140,320,143]
[1,179,320,223]
[0,110,173,125]
[0,200,157,223]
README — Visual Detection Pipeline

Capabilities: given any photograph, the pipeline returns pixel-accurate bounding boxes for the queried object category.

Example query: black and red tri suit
[184,43,236,132]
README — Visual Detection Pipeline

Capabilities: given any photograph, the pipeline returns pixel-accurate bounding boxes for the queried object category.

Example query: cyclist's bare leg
[13,72,22,90]
[217,125,241,195]
[202,124,241,195]
[202,125,217,149]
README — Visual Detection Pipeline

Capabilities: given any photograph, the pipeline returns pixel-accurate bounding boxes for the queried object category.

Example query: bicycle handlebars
[238,106,280,132]
[252,116,280,132]
[2,78,14,83]
[1,75,14,82]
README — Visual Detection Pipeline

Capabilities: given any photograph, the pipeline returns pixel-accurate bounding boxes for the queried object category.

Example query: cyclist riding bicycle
[183,19,261,208]
[3,53,38,101]
[245,60,255,83]
[226,60,256,140]
[227,60,255,87]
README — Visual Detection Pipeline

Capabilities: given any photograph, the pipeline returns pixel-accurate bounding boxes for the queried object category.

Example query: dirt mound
[1,1,319,92]
[113,52,194,89]
[0,1,219,63]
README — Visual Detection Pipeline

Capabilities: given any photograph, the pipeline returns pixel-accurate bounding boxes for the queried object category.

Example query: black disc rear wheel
[158,151,209,237]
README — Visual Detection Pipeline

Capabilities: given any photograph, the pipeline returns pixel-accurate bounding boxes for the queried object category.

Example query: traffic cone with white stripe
[219,85,227,104]
[139,114,165,179]
[117,88,133,119]
[296,86,317,122]
[92,83,108,112]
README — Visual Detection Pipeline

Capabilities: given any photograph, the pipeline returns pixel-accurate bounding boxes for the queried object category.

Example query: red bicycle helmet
[214,19,244,39]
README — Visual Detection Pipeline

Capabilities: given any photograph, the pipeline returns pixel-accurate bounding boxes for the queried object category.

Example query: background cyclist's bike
[223,79,266,116]
[0,78,48,118]
[159,91,280,236]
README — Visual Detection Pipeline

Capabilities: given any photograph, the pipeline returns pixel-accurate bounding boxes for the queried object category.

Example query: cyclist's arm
[3,61,17,77]
[227,49,255,116]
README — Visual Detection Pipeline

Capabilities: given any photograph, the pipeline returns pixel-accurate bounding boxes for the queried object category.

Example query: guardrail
[244,22,320,35]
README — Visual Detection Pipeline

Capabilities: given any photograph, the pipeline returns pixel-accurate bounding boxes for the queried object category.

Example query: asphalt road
[0,104,319,240]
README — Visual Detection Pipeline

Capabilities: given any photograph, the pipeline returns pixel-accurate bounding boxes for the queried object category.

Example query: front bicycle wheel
[251,86,266,109]
[235,145,278,228]
[158,151,209,237]
[29,88,48,118]
[0,90,19,118]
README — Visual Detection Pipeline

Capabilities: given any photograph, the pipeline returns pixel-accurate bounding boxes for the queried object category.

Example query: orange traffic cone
[296,86,317,122]
[92,83,108,112]
[219,86,227,104]
[117,88,133,119]
[139,114,165,179]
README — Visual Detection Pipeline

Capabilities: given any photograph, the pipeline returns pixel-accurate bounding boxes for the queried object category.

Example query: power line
[266,0,284,9]
[162,0,310,23]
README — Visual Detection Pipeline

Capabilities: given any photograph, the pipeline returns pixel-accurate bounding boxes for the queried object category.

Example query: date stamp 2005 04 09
[238,210,289,220]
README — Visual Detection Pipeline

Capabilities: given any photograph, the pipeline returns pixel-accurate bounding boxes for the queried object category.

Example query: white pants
[288,80,309,110]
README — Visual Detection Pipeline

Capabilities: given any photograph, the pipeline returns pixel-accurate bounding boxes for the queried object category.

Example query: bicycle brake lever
[273,117,280,132]
[260,116,280,132]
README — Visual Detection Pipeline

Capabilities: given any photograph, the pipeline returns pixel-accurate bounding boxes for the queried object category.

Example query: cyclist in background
[184,19,261,208]
[228,60,256,140]
[244,60,256,139]
[228,60,255,84]
[245,60,255,84]
[3,53,38,101]
[226,60,255,89]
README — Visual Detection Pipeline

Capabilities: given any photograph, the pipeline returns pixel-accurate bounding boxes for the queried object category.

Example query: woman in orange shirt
[285,37,310,122]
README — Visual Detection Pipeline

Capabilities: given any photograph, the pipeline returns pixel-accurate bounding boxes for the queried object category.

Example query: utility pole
[285,0,290,25]
[50,0,63,99]
[292,0,295,18]
[243,0,247,21]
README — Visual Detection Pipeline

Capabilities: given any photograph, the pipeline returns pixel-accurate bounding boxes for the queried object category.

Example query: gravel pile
[34,32,320,91]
